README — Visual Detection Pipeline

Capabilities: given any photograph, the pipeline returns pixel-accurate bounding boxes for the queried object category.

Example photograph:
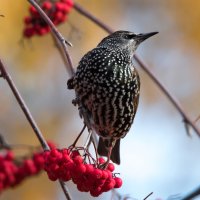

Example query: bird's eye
[124,34,136,39]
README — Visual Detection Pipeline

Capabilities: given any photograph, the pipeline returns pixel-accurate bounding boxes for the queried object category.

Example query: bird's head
[97,30,158,54]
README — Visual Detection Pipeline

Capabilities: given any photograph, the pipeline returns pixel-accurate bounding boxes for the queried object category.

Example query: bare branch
[143,192,153,200]
[180,185,200,200]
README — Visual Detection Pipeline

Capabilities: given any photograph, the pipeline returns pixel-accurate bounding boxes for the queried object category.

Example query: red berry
[102,178,115,192]
[73,155,83,165]
[42,1,52,10]
[75,163,86,174]
[49,163,59,173]
[70,150,80,159]
[55,2,64,11]
[37,27,49,36]
[23,159,37,175]
[61,0,74,7]
[98,157,105,164]
[114,177,122,188]
[24,16,32,25]
[23,27,35,38]
[106,163,115,172]
[61,4,71,13]
[92,168,103,179]
[47,173,57,181]
[29,6,39,17]
[5,151,14,161]
[33,153,44,169]
[47,141,56,149]
[101,170,108,180]
[90,187,102,197]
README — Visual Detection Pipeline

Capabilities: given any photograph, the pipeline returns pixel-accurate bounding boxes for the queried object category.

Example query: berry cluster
[0,142,56,193]
[43,148,122,197]
[23,0,74,38]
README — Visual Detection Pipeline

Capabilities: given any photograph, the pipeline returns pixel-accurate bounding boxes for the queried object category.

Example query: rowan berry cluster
[43,148,122,197]
[23,0,74,38]
[0,142,56,193]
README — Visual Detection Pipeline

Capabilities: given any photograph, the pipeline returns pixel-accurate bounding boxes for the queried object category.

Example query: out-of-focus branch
[0,59,49,151]
[73,2,200,137]
[180,185,200,200]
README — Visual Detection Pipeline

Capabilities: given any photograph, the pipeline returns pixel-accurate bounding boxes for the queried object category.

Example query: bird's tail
[97,138,120,165]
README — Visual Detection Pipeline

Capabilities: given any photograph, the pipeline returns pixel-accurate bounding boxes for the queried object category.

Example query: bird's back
[73,46,140,140]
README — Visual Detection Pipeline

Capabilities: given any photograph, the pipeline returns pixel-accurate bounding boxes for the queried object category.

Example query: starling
[68,30,158,165]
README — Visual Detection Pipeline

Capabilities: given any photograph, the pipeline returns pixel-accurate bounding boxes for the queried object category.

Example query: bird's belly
[84,86,135,139]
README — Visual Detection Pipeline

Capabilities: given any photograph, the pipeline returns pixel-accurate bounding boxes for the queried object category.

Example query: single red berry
[37,27,49,36]
[61,0,74,7]
[47,173,57,181]
[101,170,109,180]
[73,155,83,165]
[92,168,103,179]
[70,150,80,159]
[105,169,112,179]
[23,159,37,175]
[54,11,65,22]
[29,6,39,17]
[61,148,70,155]
[47,141,56,149]
[42,1,52,10]
[49,163,59,173]
[0,173,5,181]
[61,4,71,13]
[55,2,64,11]
[23,27,35,38]
[98,157,105,164]
[5,151,14,161]
[102,178,115,192]
[106,163,115,172]
[75,163,86,174]
[24,16,32,25]
[114,177,122,188]
[90,187,102,197]
[33,153,45,169]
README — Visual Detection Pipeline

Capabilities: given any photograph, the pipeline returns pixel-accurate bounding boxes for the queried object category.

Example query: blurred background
[0,0,200,199]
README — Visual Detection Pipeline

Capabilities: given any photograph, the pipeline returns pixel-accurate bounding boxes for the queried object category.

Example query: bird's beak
[135,32,158,43]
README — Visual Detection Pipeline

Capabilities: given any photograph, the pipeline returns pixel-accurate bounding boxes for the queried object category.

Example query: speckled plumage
[68,30,158,165]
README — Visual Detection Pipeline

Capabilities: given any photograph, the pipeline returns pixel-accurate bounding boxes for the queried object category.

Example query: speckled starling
[68,30,158,165]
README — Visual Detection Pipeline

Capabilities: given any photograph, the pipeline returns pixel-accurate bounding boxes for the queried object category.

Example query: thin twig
[143,192,153,200]
[71,124,86,147]
[180,185,200,200]
[73,2,200,137]
[0,59,49,150]
[59,181,72,200]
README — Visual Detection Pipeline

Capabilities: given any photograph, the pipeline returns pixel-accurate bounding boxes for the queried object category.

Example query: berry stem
[70,124,86,147]
[73,2,200,137]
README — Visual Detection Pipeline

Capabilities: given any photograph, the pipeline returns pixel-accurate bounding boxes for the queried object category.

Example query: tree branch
[180,185,200,200]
